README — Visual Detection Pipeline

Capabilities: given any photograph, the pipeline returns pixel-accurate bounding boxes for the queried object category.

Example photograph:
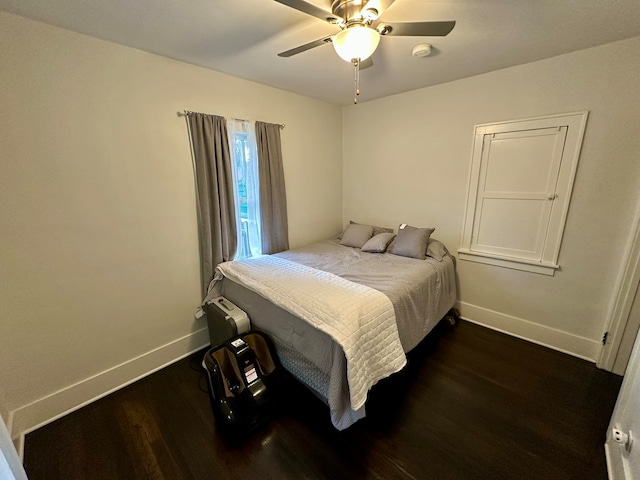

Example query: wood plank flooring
[23,320,622,479]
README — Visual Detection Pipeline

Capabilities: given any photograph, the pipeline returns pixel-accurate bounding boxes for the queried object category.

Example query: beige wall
[0,13,342,439]
[343,36,640,360]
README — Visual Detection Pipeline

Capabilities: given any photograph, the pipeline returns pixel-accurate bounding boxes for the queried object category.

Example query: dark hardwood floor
[24,320,622,480]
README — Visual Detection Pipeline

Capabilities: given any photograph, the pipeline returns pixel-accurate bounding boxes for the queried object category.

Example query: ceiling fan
[274,0,455,102]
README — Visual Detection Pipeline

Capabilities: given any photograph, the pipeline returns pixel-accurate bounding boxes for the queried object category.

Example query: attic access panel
[459,112,588,275]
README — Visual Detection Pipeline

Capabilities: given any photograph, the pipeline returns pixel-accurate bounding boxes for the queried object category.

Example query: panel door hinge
[602,331,609,345]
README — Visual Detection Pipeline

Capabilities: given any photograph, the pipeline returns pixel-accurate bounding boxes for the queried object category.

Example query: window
[227,120,262,260]
[459,112,588,275]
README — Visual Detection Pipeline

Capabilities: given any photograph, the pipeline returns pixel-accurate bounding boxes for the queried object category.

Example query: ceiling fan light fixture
[333,25,380,62]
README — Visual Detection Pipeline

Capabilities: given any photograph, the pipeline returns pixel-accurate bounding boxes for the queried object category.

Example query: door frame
[0,413,27,480]
[599,202,640,373]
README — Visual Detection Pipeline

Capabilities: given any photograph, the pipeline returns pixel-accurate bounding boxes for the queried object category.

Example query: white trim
[13,435,23,464]
[457,301,601,362]
[0,413,26,479]
[604,443,619,480]
[598,202,640,373]
[458,249,559,276]
[459,111,588,273]
[9,328,210,443]
[2,413,23,462]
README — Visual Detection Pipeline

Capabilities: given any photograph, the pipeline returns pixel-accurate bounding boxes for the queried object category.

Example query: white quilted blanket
[214,255,407,410]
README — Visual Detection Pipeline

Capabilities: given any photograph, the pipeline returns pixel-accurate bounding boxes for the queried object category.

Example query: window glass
[228,120,262,260]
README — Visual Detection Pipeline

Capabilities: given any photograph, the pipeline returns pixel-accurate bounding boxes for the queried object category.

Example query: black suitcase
[202,331,285,438]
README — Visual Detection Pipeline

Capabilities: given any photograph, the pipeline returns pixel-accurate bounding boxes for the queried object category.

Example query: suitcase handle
[217,298,234,311]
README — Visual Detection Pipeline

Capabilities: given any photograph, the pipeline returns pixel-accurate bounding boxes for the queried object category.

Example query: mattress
[207,238,457,429]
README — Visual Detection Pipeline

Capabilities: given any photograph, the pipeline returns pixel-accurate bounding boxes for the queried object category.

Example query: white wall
[0,12,343,442]
[343,36,640,360]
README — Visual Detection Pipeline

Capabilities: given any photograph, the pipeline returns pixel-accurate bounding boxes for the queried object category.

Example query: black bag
[202,331,285,437]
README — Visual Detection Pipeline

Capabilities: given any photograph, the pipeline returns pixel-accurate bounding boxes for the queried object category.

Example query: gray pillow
[370,224,394,236]
[340,223,374,248]
[389,225,435,259]
[337,221,393,240]
[361,232,396,253]
[427,239,449,261]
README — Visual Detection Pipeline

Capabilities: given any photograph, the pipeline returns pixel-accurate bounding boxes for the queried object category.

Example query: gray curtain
[186,113,237,297]
[256,121,289,254]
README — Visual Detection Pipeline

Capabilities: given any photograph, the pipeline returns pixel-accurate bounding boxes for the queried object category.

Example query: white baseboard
[10,328,210,447]
[8,307,601,454]
[457,301,602,362]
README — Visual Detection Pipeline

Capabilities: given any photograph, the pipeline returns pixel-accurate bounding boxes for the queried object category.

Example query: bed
[204,230,457,430]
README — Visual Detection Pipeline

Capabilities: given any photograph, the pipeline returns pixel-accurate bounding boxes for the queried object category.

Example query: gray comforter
[276,239,457,352]
[213,239,457,429]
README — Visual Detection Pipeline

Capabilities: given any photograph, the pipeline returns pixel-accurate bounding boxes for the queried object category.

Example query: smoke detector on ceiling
[411,43,432,57]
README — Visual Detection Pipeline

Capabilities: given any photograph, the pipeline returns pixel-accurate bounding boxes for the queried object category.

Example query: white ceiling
[2,0,640,106]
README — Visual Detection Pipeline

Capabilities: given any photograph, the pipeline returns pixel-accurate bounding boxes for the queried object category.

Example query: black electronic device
[202,331,285,438]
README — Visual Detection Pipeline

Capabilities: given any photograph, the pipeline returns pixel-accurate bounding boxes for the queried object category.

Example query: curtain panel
[255,121,289,254]
[186,113,237,297]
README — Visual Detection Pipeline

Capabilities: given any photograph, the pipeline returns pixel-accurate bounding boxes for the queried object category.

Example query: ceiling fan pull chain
[356,58,360,96]
[353,58,360,104]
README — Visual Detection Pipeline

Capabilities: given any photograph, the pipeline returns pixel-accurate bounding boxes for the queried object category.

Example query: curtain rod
[177,110,285,129]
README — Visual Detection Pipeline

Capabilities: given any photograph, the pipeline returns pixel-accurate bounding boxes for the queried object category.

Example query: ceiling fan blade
[359,57,374,70]
[278,36,334,57]
[273,0,339,23]
[379,21,455,37]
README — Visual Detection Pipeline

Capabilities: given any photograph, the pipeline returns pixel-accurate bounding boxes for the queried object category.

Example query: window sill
[457,249,559,276]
